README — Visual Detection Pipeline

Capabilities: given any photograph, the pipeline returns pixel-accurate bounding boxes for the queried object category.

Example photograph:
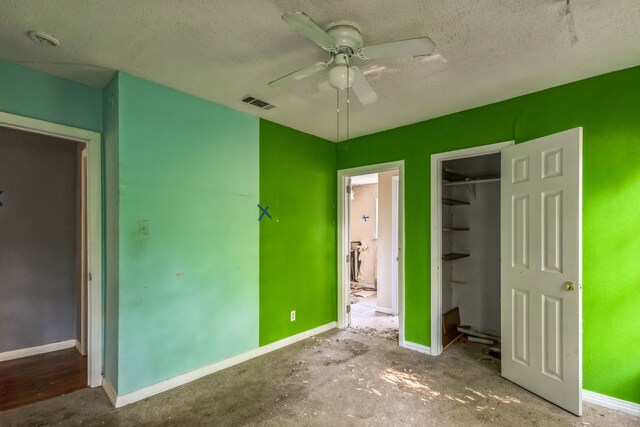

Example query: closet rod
[444,177,500,186]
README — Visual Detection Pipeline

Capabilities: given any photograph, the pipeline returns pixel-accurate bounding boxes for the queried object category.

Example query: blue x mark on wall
[258,204,271,221]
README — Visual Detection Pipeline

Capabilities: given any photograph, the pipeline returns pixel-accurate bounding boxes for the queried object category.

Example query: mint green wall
[337,66,640,404]
[102,75,120,390]
[259,120,337,345]
[0,59,102,132]
[115,73,260,394]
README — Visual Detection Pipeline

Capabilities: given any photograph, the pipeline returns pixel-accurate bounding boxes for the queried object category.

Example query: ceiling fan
[268,12,436,105]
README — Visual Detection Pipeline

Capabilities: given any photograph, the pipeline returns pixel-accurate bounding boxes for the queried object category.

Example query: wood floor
[0,347,87,411]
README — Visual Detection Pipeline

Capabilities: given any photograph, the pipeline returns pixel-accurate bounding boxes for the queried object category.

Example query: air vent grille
[28,31,60,47]
[242,96,276,111]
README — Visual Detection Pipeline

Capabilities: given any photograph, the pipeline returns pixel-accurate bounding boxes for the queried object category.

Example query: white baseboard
[401,340,431,355]
[0,339,76,362]
[111,322,337,408]
[75,339,88,356]
[375,306,394,315]
[583,389,640,417]
[102,378,118,407]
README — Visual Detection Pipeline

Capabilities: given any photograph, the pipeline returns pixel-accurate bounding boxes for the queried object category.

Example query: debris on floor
[1,329,636,427]
[353,290,376,298]
[350,282,376,291]
[442,307,462,349]
[468,336,494,345]
[350,326,399,341]
[488,347,501,359]
[456,326,500,343]
[350,286,377,304]
[453,323,503,362]
[350,290,375,304]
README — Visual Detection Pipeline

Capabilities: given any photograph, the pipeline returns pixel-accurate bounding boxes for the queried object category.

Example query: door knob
[563,281,575,291]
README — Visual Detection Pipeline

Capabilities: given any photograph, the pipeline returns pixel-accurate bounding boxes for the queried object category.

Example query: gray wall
[0,127,80,352]
[450,183,501,334]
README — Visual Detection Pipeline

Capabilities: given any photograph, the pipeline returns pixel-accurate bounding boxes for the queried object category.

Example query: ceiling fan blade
[282,12,337,50]
[268,62,329,87]
[357,37,436,60]
[351,68,378,105]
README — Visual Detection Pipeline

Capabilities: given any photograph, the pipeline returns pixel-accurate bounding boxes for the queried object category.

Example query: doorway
[0,112,102,409]
[430,141,513,356]
[338,161,405,345]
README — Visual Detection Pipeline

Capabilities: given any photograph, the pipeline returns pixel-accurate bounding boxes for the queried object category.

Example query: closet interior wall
[442,154,501,335]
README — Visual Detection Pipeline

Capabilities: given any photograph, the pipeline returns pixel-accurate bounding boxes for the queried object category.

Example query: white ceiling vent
[241,96,276,111]
[28,31,60,47]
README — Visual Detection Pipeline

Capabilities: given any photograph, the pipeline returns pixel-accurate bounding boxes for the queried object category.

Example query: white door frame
[430,141,513,356]
[0,111,103,387]
[337,161,405,343]
[78,147,88,356]
[391,175,399,316]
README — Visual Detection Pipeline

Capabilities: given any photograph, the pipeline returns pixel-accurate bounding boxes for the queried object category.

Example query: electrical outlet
[290,310,296,322]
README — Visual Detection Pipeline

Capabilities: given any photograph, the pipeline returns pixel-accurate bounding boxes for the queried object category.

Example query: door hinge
[346,254,350,263]
[346,185,352,194]
[89,272,92,281]
[346,305,351,313]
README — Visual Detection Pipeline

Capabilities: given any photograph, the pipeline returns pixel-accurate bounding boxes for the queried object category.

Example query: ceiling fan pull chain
[346,58,350,141]
[336,89,340,142]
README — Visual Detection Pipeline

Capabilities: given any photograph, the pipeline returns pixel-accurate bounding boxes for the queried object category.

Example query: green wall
[0,59,102,132]
[337,65,640,404]
[259,120,337,345]
[115,73,260,394]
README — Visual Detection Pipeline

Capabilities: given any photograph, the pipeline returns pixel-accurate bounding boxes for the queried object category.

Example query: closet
[441,153,502,343]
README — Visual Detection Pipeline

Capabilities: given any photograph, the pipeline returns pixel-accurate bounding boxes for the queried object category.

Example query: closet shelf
[442,227,469,231]
[442,253,470,261]
[442,198,470,206]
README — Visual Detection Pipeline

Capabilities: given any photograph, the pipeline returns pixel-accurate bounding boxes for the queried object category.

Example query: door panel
[512,289,530,366]
[542,190,563,273]
[512,195,529,268]
[542,295,562,380]
[501,128,582,415]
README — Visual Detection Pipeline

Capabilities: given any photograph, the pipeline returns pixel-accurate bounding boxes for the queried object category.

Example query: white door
[501,128,582,415]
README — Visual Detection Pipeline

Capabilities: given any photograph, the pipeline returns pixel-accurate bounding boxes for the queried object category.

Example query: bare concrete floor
[1,328,636,426]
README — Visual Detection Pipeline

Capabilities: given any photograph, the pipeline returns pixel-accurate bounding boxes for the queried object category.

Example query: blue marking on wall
[362,214,369,222]
[258,204,271,221]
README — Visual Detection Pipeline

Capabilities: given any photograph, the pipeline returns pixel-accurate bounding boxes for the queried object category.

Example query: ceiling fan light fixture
[328,64,355,90]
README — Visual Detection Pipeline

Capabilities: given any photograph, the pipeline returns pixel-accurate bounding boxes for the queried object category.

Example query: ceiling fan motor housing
[327,25,363,55]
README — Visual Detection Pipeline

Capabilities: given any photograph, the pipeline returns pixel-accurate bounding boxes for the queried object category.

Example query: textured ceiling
[1,1,639,141]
